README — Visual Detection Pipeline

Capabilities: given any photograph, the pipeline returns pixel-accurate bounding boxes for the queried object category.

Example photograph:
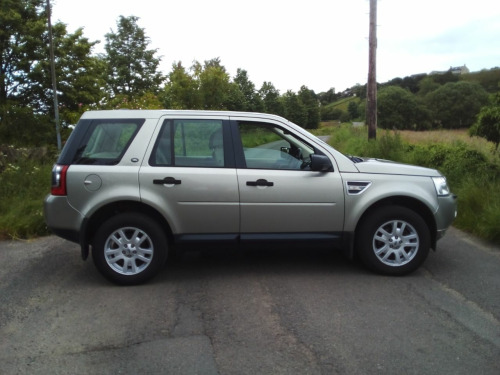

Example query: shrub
[324,125,500,245]
[0,151,54,239]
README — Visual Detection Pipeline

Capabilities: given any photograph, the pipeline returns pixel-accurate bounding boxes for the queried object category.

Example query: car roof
[80,109,290,123]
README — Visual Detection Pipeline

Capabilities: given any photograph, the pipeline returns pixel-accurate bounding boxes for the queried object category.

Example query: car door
[139,116,240,240]
[232,118,345,241]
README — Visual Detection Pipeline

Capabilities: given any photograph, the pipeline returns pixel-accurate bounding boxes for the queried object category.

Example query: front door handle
[154,177,181,185]
[246,179,274,187]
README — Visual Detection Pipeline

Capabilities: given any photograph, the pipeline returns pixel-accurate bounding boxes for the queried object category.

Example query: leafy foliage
[233,69,263,112]
[259,82,284,116]
[0,0,104,142]
[424,81,489,128]
[163,62,201,109]
[298,86,320,129]
[195,58,232,110]
[377,86,431,130]
[0,0,46,105]
[2,2,499,146]
[325,124,500,244]
[104,16,164,98]
[470,92,500,151]
[29,24,105,120]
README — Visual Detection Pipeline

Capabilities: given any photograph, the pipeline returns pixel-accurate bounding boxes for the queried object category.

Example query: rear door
[139,116,240,240]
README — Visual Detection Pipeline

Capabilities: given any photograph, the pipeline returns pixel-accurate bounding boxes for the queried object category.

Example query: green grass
[1,126,499,245]
[323,96,360,111]
[316,123,500,245]
[0,158,52,240]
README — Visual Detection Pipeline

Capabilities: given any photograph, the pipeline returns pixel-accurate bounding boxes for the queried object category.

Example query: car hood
[354,158,441,177]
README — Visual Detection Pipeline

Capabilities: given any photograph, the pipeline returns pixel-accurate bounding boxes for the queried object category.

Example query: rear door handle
[246,179,274,187]
[154,177,182,185]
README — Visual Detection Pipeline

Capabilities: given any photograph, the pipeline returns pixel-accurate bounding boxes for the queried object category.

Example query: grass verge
[0,157,52,240]
[1,127,499,245]
[321,124,500,245]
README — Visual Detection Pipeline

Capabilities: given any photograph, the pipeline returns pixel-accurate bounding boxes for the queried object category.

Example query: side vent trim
[346,181,372,195]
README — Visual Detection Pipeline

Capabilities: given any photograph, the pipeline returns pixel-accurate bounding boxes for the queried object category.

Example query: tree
[29,24,105,122]
[233,69,263,112]
[470,92,500,152]
[259,81,284,116]
[425,81,489,128]
[102,92,163,110]
[281,90,307,126]
[0,0,46,106]
[298,85,320,129]
[317,88,338,105]
[378,86,430,130]
[461,68,500,93]
[194,58,232,110]
[417,76,440,97]
[163,61,201,109]
[430,70,459,86]
[347,101,360,120]
[0,0,104,144]
[105,16,164,98]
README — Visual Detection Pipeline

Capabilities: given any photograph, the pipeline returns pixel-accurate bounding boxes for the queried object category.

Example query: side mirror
[310,154,333,172]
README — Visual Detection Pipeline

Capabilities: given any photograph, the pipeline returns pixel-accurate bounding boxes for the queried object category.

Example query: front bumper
[435,193,458,238]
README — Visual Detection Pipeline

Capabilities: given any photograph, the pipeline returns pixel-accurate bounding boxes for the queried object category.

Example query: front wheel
[356,206,430,275]
[92,213,168,285]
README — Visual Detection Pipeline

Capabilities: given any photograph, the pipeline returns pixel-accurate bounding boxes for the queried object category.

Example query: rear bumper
[43,194,83,244]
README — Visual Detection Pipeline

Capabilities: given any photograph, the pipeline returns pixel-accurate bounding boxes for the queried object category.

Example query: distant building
[450,65,470,74]
[430,65,470,75]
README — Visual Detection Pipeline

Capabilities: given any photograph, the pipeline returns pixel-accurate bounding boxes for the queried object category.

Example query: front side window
[73,119,143,165]
[238,122,314,170]
[150,119,225,167]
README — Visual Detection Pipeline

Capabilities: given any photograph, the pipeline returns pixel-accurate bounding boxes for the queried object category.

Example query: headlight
[432,176,450,196]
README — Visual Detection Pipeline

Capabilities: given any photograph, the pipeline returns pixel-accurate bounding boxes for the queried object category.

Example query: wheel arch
[81,200,173,260]
[354,196,437,251]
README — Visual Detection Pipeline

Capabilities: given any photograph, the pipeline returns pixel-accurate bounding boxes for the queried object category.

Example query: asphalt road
[1,227,499,375]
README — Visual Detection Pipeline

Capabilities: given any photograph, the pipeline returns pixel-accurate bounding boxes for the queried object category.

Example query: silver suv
[44,110,457,284]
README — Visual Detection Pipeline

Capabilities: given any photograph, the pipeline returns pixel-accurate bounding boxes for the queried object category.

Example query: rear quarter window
[71,119,144,165]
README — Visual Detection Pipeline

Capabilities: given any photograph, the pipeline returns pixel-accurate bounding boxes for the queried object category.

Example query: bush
[0,150,54,239]
[324,125,500,245]
[453,177,500,243]
[469,93,500,151]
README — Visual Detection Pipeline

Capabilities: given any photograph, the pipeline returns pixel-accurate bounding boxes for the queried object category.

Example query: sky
[51,0,500,94]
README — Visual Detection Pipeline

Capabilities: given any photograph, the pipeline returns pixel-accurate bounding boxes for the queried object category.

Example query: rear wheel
[92,213,168,285]
[356,206,430,275]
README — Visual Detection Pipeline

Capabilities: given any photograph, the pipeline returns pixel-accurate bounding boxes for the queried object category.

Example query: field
[315,123,500,245]
[397,128,500,163]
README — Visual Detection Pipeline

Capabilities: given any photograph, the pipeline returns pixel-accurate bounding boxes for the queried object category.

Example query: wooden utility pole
[46,0,62,151]
[367,0,377,140]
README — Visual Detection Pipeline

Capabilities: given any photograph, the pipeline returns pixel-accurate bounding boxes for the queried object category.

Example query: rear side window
[72,119,144,165]
[150,119,225,167]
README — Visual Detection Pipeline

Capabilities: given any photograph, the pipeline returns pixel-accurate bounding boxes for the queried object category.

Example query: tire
[356,206,430,276]
[92,213,168,285]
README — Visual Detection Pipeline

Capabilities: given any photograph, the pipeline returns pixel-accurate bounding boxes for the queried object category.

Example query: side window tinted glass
[239,122,314,170]
[150,122,172,166]
[150,119,224,167]
[73,119,143,165]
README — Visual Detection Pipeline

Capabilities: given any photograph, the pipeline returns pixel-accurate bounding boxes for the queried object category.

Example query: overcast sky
[52,0,500,94]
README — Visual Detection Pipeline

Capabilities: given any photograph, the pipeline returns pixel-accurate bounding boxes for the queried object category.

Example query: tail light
[51,164,69,196]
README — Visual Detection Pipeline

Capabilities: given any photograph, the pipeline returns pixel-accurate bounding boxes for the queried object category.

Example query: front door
[233,119,344,240]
